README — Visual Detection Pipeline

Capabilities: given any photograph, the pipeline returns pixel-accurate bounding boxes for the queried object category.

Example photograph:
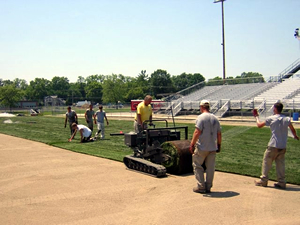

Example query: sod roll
[161,140,193,175]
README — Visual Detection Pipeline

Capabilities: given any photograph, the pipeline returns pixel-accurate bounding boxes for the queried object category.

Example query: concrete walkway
[0,133,300,225]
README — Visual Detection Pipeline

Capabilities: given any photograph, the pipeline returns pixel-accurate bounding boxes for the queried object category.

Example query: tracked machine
[111,120,193,177]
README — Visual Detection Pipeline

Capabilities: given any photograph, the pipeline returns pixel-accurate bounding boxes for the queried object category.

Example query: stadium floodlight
[214,0,226,83]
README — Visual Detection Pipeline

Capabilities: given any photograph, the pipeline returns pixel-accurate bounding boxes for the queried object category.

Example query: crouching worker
[68,123,94,143]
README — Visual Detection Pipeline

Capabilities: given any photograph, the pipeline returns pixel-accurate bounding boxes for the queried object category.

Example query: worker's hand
[64,124,66,128]
[294,135,299,140]
[252,109,258,117]
[94,121,97,124]
[138,124,143,133]
[217,144,221,153]
[107,121,109,125]
[189,144,195,154]
[68,138,72,142]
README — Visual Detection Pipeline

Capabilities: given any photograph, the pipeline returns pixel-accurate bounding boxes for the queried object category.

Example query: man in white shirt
[68,123,94,143]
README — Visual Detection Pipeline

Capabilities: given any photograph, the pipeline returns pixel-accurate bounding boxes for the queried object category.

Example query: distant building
[76,100,91,107]
[16,101,38,108]
[44,96,65,107]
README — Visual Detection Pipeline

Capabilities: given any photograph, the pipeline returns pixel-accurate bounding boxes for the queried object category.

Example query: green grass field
[0,115,299,184]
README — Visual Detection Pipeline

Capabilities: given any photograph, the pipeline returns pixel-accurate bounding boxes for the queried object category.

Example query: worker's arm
[79,129,84,142]
[84,111,88,122]
[75,113,78,123]
[93,114,97,124]
[217,131,222,152]
[68,129,77,142]
[137,114,142,126]
[105,115,109,125]
[189,128,201,154]
[289,123,299,140]
[255,116,265,128]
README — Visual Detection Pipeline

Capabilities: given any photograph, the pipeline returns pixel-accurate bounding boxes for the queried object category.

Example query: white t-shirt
[195,112,221,151]
[77,125,92,137]
[265,114,290,148]
[95,110,106,123]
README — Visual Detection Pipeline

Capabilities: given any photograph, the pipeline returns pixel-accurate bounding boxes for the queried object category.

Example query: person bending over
[68,123,94,143]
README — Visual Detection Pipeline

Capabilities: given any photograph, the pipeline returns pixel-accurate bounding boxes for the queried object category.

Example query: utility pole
[214,0,226,83]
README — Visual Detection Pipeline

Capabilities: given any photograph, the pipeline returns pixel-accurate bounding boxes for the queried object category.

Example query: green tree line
[0,70,264,108]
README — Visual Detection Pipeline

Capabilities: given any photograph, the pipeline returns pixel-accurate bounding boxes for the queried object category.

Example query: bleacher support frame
[157,73,300,118]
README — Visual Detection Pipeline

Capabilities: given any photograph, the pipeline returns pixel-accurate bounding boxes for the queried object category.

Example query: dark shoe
[193,187,206,194]
[254,180,267,187]
[274,183,286,189]
[206,189,211,193]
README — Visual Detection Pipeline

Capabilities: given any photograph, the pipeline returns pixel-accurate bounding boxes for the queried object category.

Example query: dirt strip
[0,133,299,225]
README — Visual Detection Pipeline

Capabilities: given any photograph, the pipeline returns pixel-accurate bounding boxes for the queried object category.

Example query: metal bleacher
[254,77,300,102]
[252,77,300,117]
[160,59,300,117]
[165,82,278,117]
[278,58,300,79]
[183,82,276,102]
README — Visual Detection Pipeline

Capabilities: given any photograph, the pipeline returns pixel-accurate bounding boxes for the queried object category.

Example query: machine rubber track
[123,155,167,178]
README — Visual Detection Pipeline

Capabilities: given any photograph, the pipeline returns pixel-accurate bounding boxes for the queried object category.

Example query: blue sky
[1,0,300,83]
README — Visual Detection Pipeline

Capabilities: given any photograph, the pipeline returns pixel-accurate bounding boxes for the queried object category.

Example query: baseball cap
[200,100,210,106]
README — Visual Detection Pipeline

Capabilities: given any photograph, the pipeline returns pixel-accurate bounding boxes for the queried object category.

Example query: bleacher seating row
[163,77,300,117]
[254,78,300,101]
[182,82,278,102]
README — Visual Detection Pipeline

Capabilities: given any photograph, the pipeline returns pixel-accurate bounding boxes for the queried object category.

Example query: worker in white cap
[189,100,222,194]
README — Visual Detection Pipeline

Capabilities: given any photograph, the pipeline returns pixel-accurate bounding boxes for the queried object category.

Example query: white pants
[96,122,105,139]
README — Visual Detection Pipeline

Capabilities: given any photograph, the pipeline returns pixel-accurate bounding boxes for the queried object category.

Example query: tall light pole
[214,0,226,82]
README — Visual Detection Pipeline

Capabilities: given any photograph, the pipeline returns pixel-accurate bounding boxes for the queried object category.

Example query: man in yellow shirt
[134,95,153,133]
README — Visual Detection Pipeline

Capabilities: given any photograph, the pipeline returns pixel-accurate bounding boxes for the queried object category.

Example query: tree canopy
[102,74,127,105]
[0,70,265,107]
[172,72,205,91]
[150,69,174,98]
[207,72,264,85]
[0,85,23,110]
